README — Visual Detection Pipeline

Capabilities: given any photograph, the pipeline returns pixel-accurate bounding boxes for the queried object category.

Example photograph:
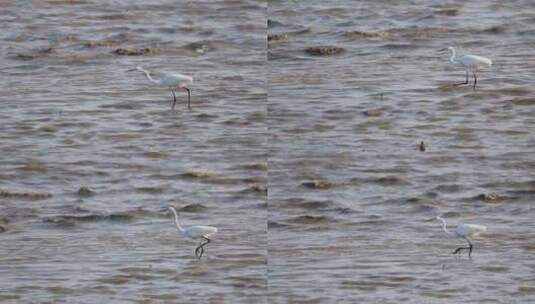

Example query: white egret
[443,47,492,90]
[168,206,218,259]
[132,66,193,110]
[436,216,487,257]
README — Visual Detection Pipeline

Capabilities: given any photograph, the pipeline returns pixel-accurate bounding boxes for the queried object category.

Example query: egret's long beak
[437,48,448,53]
[126,68,137,72]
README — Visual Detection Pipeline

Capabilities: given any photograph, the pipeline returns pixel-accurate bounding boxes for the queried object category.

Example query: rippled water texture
[0,0,266,302]
[2,0,535,303]
[269,0,535,303]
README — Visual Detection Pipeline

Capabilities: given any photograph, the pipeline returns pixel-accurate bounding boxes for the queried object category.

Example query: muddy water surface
[0,1,267,303]
[268,0,535,302]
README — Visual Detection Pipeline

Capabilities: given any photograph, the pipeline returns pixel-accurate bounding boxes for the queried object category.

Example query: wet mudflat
[1,0,535,303]
[268,0,535,302]
[0,1,267,303]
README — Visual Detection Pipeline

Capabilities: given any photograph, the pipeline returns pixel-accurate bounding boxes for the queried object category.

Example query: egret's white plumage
[445,47,492,89]
[135,66,193,109]
[168,206,217,259]
[436,216,487,256]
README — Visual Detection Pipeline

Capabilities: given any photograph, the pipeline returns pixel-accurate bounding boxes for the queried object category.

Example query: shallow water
[268,0,535,302]
[1,0,535,303]
[0,0,266,303]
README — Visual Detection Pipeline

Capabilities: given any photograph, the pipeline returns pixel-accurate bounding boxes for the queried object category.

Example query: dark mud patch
[0,189,52,200]
[380,43,419,50]
[112,47,159,56]
[268,34,289,42]
[406,196,441,207]
[386,26,452,39]
[14,47,55,60]
[180,170,219,180]
[511,97,535,106]
[181,41,213,54]
[301,180,338,190]
[305,46,346,56]
[480,25,507,34]
[240,184,267,195]
[237,163,268,171]
[345,30,389,39]
[43,209,148,227]
[433,184,464,193]
[295,200,335,210]
[522,243,535,252]
[332,207,359,214]
[362,108,384,117]
[81,33,134,48]
[77,186,95,197]
[474,192,506,203]
[287,215,330,225]
[17,161,48,174]
[97,274,131,285]
[177,203,207,213]
[134,186,166,194]
[268,221,288,229]
[268,19,284,28]
[371,176,409,186]
[479,265,510,273]
[195,113,218,122]
[143,150,168,158]
[433,8,460,16]
[341,277,413,290]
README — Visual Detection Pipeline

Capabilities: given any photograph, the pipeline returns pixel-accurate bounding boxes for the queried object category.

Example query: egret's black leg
[453,247,465,254]
[185,88,191,110]
[197,246,204,259]
[171,89,177,110]
[452,238,473,256]
[453,246,470,255]
[472,72,477,90]
[467,238,473,257]
[197,237,210,259]
[194,238,208,258]
[454,71,469,86]
[194,244,202,258]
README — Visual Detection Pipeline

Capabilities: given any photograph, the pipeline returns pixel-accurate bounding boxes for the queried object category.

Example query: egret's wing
[186,225,218,238]
[458,223,487,236]
[160,73,193,87]
[460,55,492,67]
[168,73,193,83]
[173,73,193,81]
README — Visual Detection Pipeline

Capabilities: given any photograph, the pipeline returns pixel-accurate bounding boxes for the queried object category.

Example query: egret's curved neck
[138,67,159,84]
[448,48,457,64]
[169,207,185,233]
[437,216,453,235]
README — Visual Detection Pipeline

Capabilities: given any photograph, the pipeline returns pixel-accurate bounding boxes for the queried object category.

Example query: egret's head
[438,47,454,54]
[158,205,176,214]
